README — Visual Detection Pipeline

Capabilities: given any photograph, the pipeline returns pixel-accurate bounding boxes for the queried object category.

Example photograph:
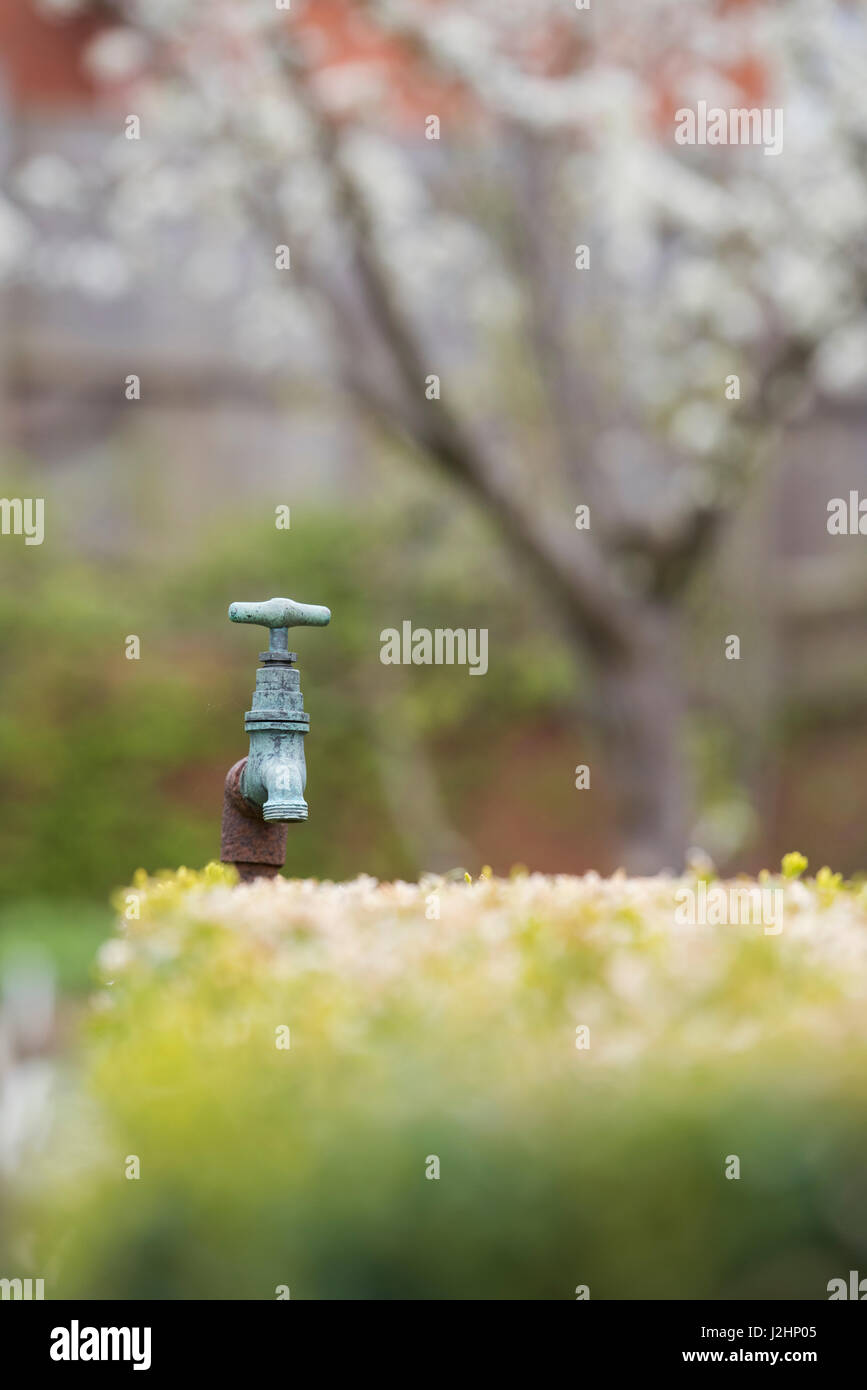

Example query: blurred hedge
[17,861,867,1299]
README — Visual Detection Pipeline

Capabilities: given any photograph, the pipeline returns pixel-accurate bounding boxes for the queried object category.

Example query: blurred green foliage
[0,898,111,994]
[16,863,867,1300]
[0,457,578,905]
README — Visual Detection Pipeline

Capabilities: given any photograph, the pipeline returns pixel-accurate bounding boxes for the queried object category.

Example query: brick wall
[0,0,103,107]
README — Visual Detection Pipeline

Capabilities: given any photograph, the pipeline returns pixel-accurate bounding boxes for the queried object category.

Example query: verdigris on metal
[220,596,331,879]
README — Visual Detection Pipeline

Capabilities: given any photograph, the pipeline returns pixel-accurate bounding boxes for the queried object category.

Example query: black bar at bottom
[3,1298,862,1374]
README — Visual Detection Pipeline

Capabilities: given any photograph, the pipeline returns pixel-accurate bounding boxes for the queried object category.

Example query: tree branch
[278,47,636,662]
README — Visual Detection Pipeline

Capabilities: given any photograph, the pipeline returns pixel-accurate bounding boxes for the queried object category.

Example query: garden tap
[220,596,330,881]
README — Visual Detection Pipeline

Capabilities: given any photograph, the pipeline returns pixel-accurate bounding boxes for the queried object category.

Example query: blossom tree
[8,0,867,868]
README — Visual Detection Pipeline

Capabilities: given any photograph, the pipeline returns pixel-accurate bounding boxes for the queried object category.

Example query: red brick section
[297,0,772,133]
[0,0,106,106]
[653,52,770,135]
[0,0,455,118]
[0,0,770,128]
[294,0,464,126]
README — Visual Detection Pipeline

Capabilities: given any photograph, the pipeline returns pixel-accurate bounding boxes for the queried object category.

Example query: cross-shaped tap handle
[228,597,331,630]
[229,597,330,662]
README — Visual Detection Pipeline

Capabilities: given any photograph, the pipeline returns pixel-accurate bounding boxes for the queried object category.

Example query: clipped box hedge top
[24,859,867,1300]
[101,859,867,1074]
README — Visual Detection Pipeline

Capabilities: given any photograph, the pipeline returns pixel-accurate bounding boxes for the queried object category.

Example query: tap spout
[241,733,308,823]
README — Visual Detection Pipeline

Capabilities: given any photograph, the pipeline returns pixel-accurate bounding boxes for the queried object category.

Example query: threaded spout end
[262,796,308,823]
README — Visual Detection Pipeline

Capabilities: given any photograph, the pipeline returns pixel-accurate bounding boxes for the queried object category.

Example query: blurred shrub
[19,863,867,1299]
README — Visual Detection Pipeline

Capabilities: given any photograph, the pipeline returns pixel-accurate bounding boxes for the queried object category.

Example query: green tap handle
[228,598,331,630]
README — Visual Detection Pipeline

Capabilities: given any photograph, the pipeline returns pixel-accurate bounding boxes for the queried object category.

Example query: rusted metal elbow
[220,757,288,882]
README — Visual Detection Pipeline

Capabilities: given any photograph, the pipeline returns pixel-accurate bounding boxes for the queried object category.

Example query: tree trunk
[592,604,689,874]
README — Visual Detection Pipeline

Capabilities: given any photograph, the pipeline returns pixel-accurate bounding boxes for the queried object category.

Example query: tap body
[240,662,310,822]
[220,597,329,881]
[220,651,312,880]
